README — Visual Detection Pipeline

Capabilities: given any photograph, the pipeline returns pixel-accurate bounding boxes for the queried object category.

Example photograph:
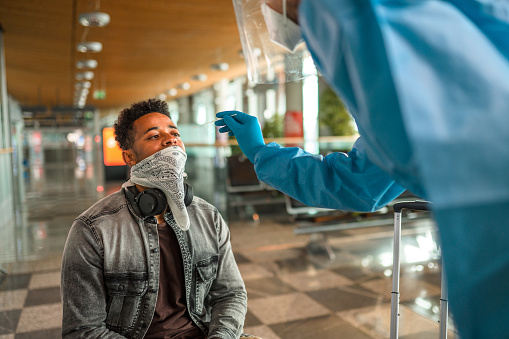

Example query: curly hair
[114,98,171,150]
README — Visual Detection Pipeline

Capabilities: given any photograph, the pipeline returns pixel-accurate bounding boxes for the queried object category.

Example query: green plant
[262,113,284,138]
[319,88,356,136]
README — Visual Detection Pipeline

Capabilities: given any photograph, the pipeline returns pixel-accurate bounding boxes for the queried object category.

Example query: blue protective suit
[251,0,509,337]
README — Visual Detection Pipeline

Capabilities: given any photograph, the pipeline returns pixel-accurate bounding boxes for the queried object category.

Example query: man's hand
[215,111,265,163]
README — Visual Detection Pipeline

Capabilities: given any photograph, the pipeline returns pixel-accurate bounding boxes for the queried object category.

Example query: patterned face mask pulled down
[122,146,189,230]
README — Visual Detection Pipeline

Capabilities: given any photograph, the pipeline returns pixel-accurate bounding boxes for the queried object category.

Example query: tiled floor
[231,217,457,339]
[0,165,458,338]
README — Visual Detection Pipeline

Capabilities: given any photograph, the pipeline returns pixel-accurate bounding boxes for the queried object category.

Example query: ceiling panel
[0,0,247,115]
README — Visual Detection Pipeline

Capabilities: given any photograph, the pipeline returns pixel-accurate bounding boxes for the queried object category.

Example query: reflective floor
[0,162,457,339]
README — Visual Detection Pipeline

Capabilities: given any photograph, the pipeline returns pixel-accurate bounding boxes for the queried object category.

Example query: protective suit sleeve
[298,0,509,208]
[254,137,406,212]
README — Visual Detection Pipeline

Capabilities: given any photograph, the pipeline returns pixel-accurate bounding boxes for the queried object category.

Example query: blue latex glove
[215,111,265,163]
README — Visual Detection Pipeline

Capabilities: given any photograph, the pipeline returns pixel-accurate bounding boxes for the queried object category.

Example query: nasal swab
[192,114,237,129]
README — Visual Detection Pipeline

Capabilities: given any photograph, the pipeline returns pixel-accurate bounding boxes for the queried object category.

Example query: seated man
[61,98,248,338]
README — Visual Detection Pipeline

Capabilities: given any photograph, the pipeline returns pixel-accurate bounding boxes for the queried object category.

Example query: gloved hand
[215,111,265,163]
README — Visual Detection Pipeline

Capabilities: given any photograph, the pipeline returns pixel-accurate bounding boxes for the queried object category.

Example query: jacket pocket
[194,256,218,314]
[104,272,148,333]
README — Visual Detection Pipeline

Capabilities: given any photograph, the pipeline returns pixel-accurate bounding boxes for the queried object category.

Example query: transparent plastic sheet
[232,0,314,84]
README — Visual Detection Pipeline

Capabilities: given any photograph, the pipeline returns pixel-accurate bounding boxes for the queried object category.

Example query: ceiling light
[78,12,111,27]
[177,82,190,90]
[191,74,208,82]
[75,92,88,101]
[74,90,89,99]
[158,93,167,101]
[75,71,94,81]
[75,81,91,89]
[210,62,229,71]
[167,88,177,96]
[76,42,103,53]
[76,59,98,69]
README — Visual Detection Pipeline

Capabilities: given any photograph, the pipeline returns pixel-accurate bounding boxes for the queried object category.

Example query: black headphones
[125,183,194,218]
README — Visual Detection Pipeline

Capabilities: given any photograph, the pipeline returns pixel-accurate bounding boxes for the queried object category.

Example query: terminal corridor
[0,158,456,339]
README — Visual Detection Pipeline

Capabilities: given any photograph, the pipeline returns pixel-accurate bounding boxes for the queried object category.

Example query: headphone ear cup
[137,189,167,217]
[125,186,138,206]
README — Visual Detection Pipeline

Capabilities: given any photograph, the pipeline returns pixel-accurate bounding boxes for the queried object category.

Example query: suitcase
[390,201,449,339]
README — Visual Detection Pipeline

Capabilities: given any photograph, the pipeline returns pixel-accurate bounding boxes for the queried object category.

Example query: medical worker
[216,0,509,338]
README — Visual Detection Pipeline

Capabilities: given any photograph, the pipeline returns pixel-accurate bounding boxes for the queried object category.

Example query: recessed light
[210,62,229,71]
[76,59,98,69]
[191,74,208,82]
[177,82,190,90]
[75,71,94,81]
[78,12,111,27]
[75,81,91,89]
[76,42,103,53]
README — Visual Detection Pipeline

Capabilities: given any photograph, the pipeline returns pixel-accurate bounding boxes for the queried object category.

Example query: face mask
[261,0,303,53]
[122,146,190,231]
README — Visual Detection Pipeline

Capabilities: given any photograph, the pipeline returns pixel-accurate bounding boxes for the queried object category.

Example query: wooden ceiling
[0,0,247,116]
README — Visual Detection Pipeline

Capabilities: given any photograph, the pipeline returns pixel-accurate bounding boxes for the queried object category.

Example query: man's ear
[122,150,136,167]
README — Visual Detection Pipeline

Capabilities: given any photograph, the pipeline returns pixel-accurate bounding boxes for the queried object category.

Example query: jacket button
[150,288,157,293]
[151,248,158,253]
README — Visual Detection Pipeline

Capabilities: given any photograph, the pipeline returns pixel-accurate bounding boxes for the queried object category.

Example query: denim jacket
[61,188,247,338]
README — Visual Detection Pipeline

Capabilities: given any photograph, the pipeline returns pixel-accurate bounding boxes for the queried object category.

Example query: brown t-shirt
[144,222,207,339]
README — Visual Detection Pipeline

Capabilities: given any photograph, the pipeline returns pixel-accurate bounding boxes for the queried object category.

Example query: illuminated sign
[93,90,106,100]
[102,127,125,166]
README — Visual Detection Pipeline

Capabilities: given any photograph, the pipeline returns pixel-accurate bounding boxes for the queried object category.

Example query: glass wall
[180,88,221,208]
[0,27,16,264]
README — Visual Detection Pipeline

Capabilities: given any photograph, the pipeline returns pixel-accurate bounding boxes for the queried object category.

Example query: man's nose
[163,134,178,145]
